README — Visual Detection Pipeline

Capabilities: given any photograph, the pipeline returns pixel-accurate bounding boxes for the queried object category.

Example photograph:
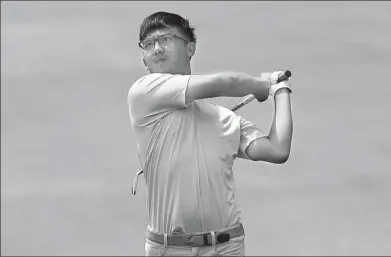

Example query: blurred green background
[1,1,391,256]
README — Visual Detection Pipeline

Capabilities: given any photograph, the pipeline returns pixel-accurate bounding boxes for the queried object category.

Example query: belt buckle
[188,234,208,247]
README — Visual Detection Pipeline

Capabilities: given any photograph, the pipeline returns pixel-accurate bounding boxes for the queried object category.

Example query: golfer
[127,11,293,256]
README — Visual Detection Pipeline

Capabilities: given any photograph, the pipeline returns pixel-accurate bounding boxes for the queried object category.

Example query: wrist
[275,88,291,96]
[274,89,291,103]
[269,81,292,98]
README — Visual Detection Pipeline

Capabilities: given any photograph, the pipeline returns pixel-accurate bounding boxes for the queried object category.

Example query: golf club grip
[276,70,291,83]
[230,70,291,112]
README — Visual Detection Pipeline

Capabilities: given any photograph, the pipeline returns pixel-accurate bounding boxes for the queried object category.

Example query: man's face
[140,27,194,74]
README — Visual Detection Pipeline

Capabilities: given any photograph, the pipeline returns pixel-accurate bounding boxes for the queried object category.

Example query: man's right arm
[186,72,271,104]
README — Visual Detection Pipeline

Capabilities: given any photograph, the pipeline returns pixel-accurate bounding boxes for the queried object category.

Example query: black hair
[139,11,196,43]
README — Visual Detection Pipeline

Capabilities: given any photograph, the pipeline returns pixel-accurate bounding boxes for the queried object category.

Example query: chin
[151,66,174,74]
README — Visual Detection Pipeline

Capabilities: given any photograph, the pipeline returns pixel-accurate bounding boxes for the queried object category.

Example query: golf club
[230,70,292,112]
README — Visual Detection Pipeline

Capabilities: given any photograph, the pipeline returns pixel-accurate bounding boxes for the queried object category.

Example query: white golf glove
[269,71,292,98]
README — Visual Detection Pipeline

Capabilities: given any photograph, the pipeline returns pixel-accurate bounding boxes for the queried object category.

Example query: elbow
[271,140,293,164]
[275,153,290,164]
[251,150,291,164]
[271,151,291,164]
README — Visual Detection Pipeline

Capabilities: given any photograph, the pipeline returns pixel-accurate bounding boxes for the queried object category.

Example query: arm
[186,72,271,104]
[245,88,293,164]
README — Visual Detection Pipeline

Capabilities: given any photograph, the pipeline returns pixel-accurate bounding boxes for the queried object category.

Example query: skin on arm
[185,72,271,104]
[245,88,293,163]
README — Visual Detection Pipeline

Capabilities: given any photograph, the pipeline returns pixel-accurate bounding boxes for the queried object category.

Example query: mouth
[155,58,166,64]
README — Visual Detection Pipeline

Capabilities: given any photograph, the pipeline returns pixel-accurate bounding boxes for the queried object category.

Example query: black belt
[146,223,244,247]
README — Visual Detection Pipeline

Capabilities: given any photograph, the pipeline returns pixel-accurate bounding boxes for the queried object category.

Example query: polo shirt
[128,73,265,234]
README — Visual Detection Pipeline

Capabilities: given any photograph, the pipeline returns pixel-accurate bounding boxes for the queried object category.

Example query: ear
[187,42,196,58]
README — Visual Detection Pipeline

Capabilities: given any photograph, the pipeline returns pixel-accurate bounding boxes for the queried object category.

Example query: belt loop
[163,233,168,248]
[211,231,216,246]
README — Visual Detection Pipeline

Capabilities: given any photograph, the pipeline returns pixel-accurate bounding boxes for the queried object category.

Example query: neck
[151,66,191,75]
[175,63,191,75]
[179,67,191,75]
[148,62,192,75]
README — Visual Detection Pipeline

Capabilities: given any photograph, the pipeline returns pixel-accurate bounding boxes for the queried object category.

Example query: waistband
[146,223,244,247]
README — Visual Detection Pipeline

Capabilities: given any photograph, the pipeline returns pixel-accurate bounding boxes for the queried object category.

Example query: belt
[146,223,244,247]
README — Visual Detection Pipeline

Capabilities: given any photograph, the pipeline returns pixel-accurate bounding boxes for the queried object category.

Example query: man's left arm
[244,87,293,163]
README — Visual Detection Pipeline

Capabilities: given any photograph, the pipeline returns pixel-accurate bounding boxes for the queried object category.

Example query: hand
[269,79,292,99]
[271,71,286,84]
[253,72,272,102]
[254,71,289,102]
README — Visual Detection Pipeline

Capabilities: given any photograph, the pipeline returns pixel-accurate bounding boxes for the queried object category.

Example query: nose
[152,40,164,55]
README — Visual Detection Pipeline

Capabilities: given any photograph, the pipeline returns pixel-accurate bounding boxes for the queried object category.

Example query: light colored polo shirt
[127,73,265,234]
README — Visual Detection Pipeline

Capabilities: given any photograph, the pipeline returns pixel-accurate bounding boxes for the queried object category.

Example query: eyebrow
[144,33,171,40]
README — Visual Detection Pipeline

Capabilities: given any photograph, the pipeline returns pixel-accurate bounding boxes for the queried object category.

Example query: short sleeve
[128,73,191,125]
[237,117,267,160]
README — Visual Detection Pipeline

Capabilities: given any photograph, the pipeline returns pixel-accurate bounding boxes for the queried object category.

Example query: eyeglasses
[138,33,190,52]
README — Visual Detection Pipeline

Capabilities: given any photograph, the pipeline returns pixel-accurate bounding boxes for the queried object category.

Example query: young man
[128,11,293,256]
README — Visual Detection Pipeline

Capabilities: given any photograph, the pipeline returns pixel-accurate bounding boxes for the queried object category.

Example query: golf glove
[269,71,292,98]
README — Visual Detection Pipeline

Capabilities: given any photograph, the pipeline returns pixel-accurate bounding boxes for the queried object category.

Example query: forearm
[268,89,293,158]
[218,72,270,99]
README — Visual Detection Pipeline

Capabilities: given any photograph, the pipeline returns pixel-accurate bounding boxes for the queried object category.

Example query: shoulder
[128,73,163,95]
[128,73,190,97]
[127,74,160,104]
